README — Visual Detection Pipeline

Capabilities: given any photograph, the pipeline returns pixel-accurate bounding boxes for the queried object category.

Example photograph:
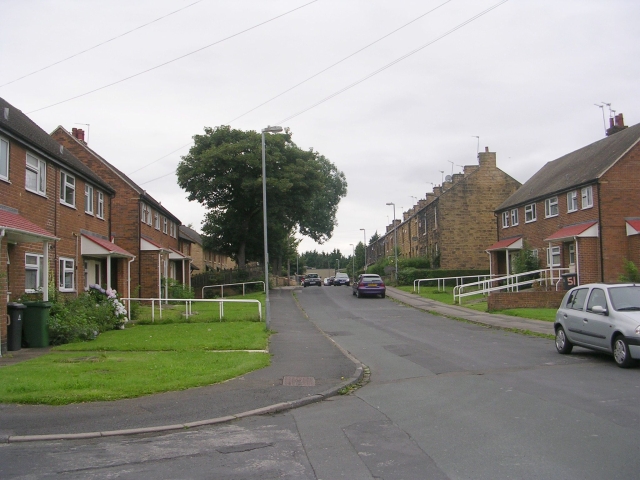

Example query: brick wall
[487,290,565,311]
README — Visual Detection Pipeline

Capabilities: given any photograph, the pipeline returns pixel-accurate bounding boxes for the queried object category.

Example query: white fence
[122,297,262,323]
[202,281,265,299]
[413,274,494,293]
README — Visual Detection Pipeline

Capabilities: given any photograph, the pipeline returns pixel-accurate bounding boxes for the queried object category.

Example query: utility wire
[277,0,509,125]
[130,0,454,177]
[25,0,318,114]
[1,0,206,88]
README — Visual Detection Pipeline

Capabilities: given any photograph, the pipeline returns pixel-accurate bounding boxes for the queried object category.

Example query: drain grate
[282,376,316,386]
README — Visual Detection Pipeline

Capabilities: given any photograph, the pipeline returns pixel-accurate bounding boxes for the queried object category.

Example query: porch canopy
[543,221,598,242]
[625,219,640,236]
[486,236,523,278]
[0,208,59,301]
[81,233,135,297]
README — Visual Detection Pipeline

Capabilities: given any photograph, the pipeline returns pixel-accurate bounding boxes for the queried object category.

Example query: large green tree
[177,126,347,268]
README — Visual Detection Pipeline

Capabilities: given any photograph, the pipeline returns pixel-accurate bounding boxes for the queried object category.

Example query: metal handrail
[413,274,495,293]
[122,297,262,323]
[202,281,265,299]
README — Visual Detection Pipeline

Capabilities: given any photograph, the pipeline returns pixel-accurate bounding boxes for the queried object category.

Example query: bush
[162,277,195,300]
[398,257,431,269]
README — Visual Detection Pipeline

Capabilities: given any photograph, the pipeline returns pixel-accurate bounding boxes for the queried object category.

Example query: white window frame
[569,243,575,265]
[84,184,94,214]
[60,171,76,207]
[547,246,561,267]
[567,190,578,213]
[581,186,593,209]
[59,257,75,292]
[154,211,160,230]
[545,196,559,218]
[25,253,44,292]
[501,211,509,228]
[0,136,9,181]
[163,217,168,234]
[96,191,104,219]
[26,153,46,195]
[141,203,150,225]
[170,222,176,238]
[511,208,519,226]
[525,203,537,223]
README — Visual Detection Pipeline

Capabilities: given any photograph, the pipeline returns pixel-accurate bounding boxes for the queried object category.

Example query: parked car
[554,283,640,368]
[303,273,322,287]
[333,272,350,286]
[323,276,333,286]
[352,274,386,298]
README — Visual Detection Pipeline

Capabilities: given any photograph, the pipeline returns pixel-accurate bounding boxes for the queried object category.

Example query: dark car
[554,283,640,368]
[352,274,386,298]
[333,272,350,286]
[303,273,322,287]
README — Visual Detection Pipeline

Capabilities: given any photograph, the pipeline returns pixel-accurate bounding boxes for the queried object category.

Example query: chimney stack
[606,113,627,136]
[72,127,86,143]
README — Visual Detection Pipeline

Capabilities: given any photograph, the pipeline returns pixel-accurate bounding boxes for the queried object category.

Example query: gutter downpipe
[0,229,4,356]
[127,256,134,322]
[597,183,604,282]
[574,236,580,286]
[42,240,49,302]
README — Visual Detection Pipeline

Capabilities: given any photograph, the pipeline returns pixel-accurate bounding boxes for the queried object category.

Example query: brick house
[1,97,134,355]
[179,225,236,273]
[489,114,640,285]
[50,126,190,300]
[367,148,521,270]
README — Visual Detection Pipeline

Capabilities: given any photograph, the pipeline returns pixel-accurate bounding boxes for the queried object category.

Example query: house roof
[81,233,135,258]
[497,122,640,211]
[179,225,202,245]
[486,236,523,251]
[0,207,59,243]
[543,221,599,242]
[0,97,114,193]
[51,125,182,224]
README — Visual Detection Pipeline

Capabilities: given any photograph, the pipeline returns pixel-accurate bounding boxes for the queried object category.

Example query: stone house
[50,126,190,300]
[367,148,521,270]
[489,114,640,285]
[1,97,134,355]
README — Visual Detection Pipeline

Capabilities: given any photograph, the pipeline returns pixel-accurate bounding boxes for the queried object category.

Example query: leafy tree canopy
[177,126,347,267]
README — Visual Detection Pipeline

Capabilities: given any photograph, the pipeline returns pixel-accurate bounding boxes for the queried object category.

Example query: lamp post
[261,125,283,331]
[360,228,366,271]
[386,202,398,282]
[350,243,355,281]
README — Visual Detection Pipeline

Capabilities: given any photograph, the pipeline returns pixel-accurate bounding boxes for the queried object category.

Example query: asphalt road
[1,286,638,479]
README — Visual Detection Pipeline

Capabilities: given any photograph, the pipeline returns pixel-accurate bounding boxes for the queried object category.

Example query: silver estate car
[554,283,640,368]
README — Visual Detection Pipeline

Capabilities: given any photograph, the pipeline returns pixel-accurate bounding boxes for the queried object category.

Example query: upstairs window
[567,190,578,212]
[97,191,104,219]
[545,196,559,218]
[581,186,593,209]
[0,136,8,181]
[26,153,46,195]
[511,208,519,226]
[154,212,160,230]
[525,203,537,223]
[141,203,150,224]
[163,217,168,234]
[60,171,75,207]
[85,184,94,214]
[501,211,509,228]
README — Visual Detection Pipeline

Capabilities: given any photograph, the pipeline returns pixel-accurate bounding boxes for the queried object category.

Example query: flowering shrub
[89,284,128,329]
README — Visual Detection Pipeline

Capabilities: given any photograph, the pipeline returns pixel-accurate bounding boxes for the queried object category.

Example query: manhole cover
[282,376,316,386]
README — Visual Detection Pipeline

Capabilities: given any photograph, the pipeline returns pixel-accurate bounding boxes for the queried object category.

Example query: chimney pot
[485,146,489,152]
[615,113,625,127]
[77,129,85,142]
[72,127,78,137]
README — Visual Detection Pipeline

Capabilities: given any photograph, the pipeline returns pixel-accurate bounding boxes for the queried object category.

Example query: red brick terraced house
[50,126,191,301]
[490,114,640,286]
[1,97,134,355]
[179,225,236,274]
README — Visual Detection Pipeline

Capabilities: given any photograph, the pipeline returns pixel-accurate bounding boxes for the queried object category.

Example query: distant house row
[0,97,232,355]
[367,114,640,286]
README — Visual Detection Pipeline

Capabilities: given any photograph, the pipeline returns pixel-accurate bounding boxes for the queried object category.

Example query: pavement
[0,285,554,443]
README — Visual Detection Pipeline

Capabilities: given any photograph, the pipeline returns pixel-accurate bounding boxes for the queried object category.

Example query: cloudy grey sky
[2,0,639,257]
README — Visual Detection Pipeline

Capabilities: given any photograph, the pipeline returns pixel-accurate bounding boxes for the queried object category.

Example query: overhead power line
[25,0,319,114]
[1,0,207,88]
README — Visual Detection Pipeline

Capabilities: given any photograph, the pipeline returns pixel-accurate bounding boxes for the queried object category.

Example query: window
[566,288,588,310]
[26,153,46,195]
[525,203,537,223]
[434,207,438,230]
[97,191,104,219]
[0,136,8,180]
[567,190,578,212]
[502,211,509,228]
[170,222,177,238]
[60,171,75,206]
[569,244,575,265]
[581,186,593,209]
[511,208,519,226]
[547,246,561,267]
[59,257,75,291]
[545,196,558,218]
[154,212,160,230]
[141,204,150,224]
[586,288,607,312]
[163,217,168,234]
[25,253,44,292]
[84,184,94,214]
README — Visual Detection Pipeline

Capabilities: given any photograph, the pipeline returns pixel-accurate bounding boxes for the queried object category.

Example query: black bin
[561,273,578,290]
[7,303,27,351]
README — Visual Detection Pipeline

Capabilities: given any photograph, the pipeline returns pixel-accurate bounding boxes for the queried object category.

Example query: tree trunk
[237,240,246,269]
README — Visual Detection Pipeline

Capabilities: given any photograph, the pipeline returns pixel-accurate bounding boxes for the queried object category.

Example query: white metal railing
[452,268,569,304]
[122,297,262,323]
[414,274,494,293]
[202,281,265,299]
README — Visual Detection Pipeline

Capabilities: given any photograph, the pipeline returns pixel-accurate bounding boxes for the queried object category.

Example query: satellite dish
[445,175,452,182]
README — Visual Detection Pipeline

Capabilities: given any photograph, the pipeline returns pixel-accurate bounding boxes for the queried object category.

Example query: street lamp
[261,125,283,331]
[360,228,366,271]
[386,202,398,282]
[350,243,355,281]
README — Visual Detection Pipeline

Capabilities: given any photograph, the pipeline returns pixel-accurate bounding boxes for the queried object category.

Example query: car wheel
[380,292,385,299]
[613,335,635,368]
[555,326,573,354]
[352,289,356,296]
[356,290,361,298]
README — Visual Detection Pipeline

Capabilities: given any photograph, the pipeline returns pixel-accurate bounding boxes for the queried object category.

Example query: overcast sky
[2,0,639,257]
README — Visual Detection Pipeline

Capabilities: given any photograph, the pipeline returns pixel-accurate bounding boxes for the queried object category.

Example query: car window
[586,288,607,312]
[566,288,588,310]
[608,286,640,311]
